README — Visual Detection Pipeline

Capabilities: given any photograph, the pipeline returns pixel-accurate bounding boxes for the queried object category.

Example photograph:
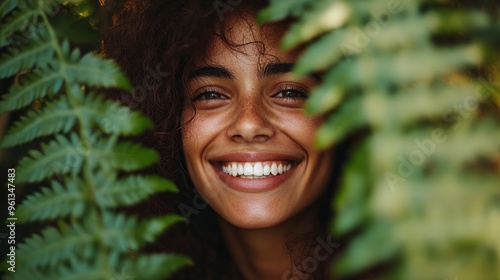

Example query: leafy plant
[0,0,190,279]
[260,0,500,279]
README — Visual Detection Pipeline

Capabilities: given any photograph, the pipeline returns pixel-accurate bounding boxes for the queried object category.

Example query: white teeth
[271,163,278,176]
[254,162,263,176]
[263,165,271,176]
[231,163,237,176]
[222,162,294,177]
[244,163,253,175]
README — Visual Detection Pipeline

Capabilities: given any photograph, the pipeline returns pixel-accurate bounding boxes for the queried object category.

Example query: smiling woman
[104,0,343,279]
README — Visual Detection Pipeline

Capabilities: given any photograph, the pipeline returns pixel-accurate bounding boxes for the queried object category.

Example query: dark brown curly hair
[103,1,344,279]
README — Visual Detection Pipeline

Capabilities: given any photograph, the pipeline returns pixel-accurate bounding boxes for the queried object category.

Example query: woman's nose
[227,97,275,143]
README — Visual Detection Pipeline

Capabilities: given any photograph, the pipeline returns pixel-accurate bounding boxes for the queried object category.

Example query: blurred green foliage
[260,0,500,279]
[0,0,189,279]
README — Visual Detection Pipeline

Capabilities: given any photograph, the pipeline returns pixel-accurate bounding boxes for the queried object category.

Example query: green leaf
[334,221,398,276]
[89,141,159,172]
[314,96,366,149]
[333,140,370,235]
[0,0,17,19]
[123,254,192,279]
[0,41,54,78]
[304,65,349,115]
[101,213,184,252]
[64,52,132,90]
[80,93,153,136]
[0,69,63,113]
[1,97,76,147]
[17,222,96,268]
[256,0,310,23]
[281,1,351,50]
[0,8,39,45]
[293,29,349,74]
[96,175,178,208]
[17,178,86,222]
[16,133,83,183]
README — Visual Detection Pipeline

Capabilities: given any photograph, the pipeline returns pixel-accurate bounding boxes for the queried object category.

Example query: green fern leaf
[0,8,39,45]
[123,254,192,279]
[0,0,16,19]
[4,267,54,280]
[17,133,83,183]
[304,66,348,115]
[280,1,350,50]
[294,29,348,74]
[16,222,96,268]
[16,213,182,268]
[64,52,132,90]
[0,41,54,78]
[332,139,370,235]
[137,214,185,244]
[17,178,86,222]
[101,213,184,251]
[0,69,62,113]
[314,96,366,149]
[256,0,310,23]
[81,93,153,136]
[334,221,398,275]
[89,141,159,172]
[96,175,177,208]
[1,97,76,147]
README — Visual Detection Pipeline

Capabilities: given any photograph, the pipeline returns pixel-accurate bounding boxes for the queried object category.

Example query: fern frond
[256,0,310,22]
[89,141,159,172]
[280,1,350,50]
[81,93,152,136]
[123,254,192,279]
[0,0,16,19]
[64,52,131,90]
[332,139,370,235]
[18,213,184,269]
[0,8,39,45]
[0,69,62,113]
[17,222,96,268]
[17,178,86,222]
[334,221,398,275]
[0,40,54,78]
[95,175,177,208]
[6,256,119,280]
[17,133,83,183]
[315,96,366,149]
[101,213,184,251]
[4,267,54,280]
[293,29,349,74]
[1,97,77,147]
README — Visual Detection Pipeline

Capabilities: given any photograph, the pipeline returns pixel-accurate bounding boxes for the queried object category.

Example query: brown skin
[181,14,334,279]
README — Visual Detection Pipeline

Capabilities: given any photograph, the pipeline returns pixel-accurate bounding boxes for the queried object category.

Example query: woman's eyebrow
[189,65,235,80]
[260,62,321,81]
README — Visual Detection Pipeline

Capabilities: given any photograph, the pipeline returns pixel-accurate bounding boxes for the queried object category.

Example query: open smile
[220,161,294,178]
[209,153,302,192]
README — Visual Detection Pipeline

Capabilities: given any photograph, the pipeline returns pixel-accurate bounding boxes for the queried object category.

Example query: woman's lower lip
[212,164,296,193]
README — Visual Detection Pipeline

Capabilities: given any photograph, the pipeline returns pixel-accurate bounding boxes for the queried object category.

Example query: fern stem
[40,3,113,278]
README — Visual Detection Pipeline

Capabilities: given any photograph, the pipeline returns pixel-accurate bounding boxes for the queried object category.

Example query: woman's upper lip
[209,152,302,163]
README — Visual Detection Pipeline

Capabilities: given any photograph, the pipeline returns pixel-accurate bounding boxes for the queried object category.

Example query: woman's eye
[193,91,227,101]
[274,88,308,100]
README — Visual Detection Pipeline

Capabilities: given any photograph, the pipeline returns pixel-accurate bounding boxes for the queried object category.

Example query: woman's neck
[218,205,320,280]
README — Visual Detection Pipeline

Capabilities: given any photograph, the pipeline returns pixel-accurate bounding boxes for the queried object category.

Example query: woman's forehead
[199,15,300,66]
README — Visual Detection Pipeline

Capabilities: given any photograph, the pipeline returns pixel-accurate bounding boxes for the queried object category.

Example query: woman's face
[181,15,334,229]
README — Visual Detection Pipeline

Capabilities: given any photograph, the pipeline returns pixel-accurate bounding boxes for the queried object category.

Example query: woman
[105,0,344,279]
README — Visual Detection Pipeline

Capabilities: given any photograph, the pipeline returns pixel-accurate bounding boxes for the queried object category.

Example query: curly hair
[103,1,343,279]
